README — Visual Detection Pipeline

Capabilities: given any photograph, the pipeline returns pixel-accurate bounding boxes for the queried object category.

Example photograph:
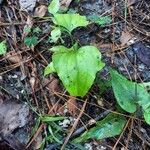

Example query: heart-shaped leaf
[110,70,137,113]
[51,45,105,97]
[73,113,126,143]
[110,69,150,124]
[110,70,150,112]
[52,14,89,32]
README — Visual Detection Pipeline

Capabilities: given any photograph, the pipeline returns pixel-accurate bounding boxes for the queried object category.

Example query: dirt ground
[0,0,150,150]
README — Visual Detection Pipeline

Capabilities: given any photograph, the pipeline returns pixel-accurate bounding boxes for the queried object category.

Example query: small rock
[0,100,30,137]
[19,0,37,12]
[84,143,92,150]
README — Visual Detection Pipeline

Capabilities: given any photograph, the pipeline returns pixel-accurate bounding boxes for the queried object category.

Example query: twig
[112,118,131,150]
[61,99,87,150]
[71,109,111,138]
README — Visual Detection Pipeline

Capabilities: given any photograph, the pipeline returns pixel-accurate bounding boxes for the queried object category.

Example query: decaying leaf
[43,77,61,94]
[120,31,134,46]
[66,97,78,116]
[5,50,21,64]
[60,0,72,11]
[34,5,47,17]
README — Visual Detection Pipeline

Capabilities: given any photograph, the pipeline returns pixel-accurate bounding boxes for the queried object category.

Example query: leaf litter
[0,0,150,149]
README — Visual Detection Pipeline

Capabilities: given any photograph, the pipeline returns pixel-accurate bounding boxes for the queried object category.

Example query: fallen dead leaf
[60,0,72,11]
[66,97,77,116]
[33,133,43,150]
[94,43,112,53]
[5,50,21,63]
[44,77,61,94]
[120,31,134,46]
[34,5,47,17]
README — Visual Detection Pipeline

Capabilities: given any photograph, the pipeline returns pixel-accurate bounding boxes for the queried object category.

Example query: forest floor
[0,0,150,150]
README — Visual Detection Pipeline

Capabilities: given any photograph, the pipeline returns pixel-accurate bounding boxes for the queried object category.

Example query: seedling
[0,40,7,55]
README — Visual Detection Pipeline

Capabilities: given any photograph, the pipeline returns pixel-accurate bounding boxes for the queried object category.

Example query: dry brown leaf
[94,43,112,53]
[120,31,133,46]
[32,133,43,150]
[60,0,72,11]
[44,77,61,94]
[34,5,47,17]
[28,62,39,91]
[66,97,77,116]
[5,50,21,63]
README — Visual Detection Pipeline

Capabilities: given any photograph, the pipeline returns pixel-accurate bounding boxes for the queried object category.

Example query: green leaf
[48,125,62,144]
[73,113,126,143]
[110,69,150,118]
[144,107,150,125]
[24,36,38,46]
[110,69,137,113]
[88,16,112,26]
[44,62,56,76]
[41,116,64,122]
[51,45,105,97]
[52,14,89,32]
[50,27,61,43]
[48,0,60,15]
[23,26,31,33]
[33,27,42,33]
[0,40,7,55]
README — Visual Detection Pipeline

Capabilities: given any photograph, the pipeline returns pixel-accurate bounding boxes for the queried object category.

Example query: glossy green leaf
[24,36,38,46]
[0,40,7,55]
[73,113,126,143]
[44,62,56,76]
[48,0,60,15]
[41,116,64,122]
[110,70,137,113]
[50,27,61,43]
[52,14,89,32]
[110,69,150,120]
[144,107,150,125]
[51,45,105,97]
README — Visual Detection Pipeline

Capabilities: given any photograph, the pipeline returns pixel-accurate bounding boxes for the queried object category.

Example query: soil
[0,0,150,150]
